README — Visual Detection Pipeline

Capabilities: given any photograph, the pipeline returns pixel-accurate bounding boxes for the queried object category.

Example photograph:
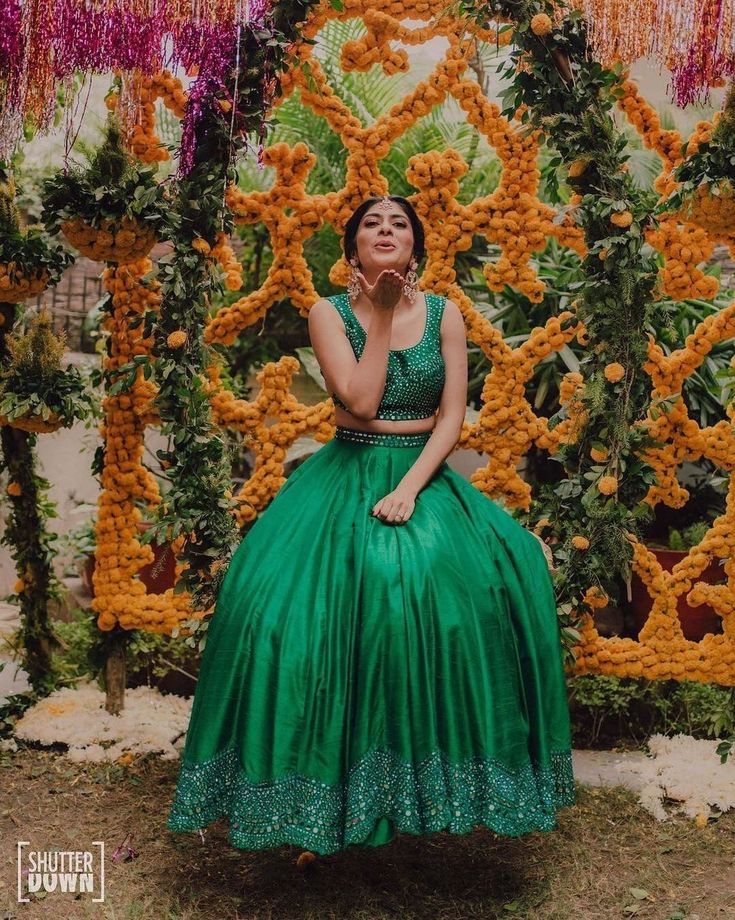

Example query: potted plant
[629,520,725,641]
[41,115,167,264]
[660,81,735,239]
[0,163,72,303]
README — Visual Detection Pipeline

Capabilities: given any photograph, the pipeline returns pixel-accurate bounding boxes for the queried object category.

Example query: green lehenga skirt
[167,426,576,855]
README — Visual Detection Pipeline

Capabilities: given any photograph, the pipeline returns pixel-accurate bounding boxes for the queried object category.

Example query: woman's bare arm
[395,298,468,496]
[308,298,394,420]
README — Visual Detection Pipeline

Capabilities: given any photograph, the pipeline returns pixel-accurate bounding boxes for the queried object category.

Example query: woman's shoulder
[429,292,461,319]
[312,293,338,306]
[311,293,344,314]
[309,295,349,335]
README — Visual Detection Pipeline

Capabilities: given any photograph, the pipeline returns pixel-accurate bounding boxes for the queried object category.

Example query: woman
[167,195,576,861]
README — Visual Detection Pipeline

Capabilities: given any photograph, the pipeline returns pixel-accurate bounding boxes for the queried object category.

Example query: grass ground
[1,747,733,920]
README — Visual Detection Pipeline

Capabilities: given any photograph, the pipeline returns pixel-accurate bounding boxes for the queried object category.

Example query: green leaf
[629,888,650,900]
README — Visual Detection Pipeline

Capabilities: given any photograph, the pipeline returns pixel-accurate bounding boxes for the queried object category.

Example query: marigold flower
[572,535,590,550]
[590,446,609,462]
[604,362,625,383]
[6,481,21,496]
[533,517,551,534]
[598,475,619,495]
[530,13,553,36]
[14,578,25,593]
[166,330,187,349]
[568,159,587,178]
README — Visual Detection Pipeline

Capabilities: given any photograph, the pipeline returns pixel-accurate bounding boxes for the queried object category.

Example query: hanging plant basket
[678,181,735,238]
[61,216,157,264]
[0,411,62,433]
[0,267,50,302]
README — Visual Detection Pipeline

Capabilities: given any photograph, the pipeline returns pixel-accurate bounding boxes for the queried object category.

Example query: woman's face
[352,203,415,275]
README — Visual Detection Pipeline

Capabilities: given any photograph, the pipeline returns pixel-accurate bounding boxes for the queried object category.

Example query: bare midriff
[333,405,436,434]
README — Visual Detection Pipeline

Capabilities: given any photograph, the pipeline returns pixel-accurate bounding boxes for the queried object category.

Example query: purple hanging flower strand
[176,21,241,177]
[0,0,23,78]
[176,0,272,177]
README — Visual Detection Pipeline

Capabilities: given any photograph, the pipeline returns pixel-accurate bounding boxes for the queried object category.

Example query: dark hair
[343,196,425,267]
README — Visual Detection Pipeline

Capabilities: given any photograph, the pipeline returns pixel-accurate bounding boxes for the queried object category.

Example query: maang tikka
[348,196,419,302]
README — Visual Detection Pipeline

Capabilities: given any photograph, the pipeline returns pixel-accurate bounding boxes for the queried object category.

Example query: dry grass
[1,746,734,920]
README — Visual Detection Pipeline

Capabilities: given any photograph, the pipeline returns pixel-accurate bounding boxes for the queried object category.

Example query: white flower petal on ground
[13,681,192,763]
[622,733,735,821]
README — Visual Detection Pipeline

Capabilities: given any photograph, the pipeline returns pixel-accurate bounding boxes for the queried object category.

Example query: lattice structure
[91,0,735,686]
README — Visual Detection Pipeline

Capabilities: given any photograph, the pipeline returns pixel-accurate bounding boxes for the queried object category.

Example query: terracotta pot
[84,522,177,597]
[135,522,177,594]
[630,546,724,641]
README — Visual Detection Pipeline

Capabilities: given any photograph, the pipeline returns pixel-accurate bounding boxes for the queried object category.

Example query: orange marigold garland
[87,1,735,690]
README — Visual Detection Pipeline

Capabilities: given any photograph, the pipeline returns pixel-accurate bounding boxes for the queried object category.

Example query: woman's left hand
[371,486,416,525]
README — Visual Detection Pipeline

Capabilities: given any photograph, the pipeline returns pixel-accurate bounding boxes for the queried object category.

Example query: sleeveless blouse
[326,292,446,421]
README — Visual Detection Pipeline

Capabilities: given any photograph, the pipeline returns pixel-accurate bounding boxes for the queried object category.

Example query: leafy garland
[1,422,62,695]
[142,0,338,623]
[455,1,668,664]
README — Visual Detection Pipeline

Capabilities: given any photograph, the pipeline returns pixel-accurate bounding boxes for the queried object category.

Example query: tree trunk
[104,629,127,715]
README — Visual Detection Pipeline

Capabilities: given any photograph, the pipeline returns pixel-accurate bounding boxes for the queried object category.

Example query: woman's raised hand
[355,268,405,313]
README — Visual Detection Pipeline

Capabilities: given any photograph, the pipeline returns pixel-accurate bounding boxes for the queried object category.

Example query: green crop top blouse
[326,292,447,421]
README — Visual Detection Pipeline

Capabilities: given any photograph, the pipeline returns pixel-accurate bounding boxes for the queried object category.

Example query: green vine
[142,0,338,625]
[1,424,62,694]
[452,1,667,666]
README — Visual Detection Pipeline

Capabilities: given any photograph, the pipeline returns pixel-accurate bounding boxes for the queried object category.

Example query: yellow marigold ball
[598,475,619,495]
[192,238,211,256]
[530,13,553,36]
[604,362,625,383]
[14,578,25,593]
[611,210,634,228]
[571,535,590,550]
[6,481,21,496]
[166,330,188,349]
[590,446,609,462]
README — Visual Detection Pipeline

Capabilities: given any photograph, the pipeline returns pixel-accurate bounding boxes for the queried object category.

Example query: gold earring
[403,256,419,302]
[347,259,361,300]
